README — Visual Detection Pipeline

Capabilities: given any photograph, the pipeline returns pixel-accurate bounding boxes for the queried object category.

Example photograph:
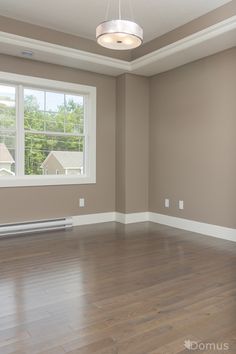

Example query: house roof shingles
[41,151,83,169]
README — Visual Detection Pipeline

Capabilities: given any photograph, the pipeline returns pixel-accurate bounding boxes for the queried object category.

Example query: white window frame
[0,72,96,187]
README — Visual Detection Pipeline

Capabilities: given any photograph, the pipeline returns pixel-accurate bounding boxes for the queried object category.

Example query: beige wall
[116,74,149,213]
[0,54,116,223]
[149,47,236,228]
[0,47,235,229]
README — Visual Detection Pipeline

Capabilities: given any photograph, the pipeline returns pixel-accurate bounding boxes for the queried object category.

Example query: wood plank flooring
[0,221,236,354]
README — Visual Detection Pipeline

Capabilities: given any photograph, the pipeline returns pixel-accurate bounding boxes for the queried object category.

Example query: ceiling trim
[0,15,235,76]
[0,30,131,73]
[131,15,236,70]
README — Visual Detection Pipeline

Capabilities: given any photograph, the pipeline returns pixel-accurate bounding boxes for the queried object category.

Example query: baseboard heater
[0,217,73,237]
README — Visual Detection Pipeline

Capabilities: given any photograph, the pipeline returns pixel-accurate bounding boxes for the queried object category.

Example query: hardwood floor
[0,221,236,354]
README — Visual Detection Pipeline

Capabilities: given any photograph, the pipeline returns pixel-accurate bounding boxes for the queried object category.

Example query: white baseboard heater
[0,217,73,237]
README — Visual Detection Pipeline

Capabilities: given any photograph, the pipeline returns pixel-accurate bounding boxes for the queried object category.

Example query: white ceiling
[0,0,231,43]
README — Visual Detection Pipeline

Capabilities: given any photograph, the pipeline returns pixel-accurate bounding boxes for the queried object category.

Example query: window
[0,72,96,187]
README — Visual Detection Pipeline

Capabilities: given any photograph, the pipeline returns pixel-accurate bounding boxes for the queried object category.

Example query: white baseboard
[72,212,236,242]
[116,212,149,224]
[73,212,116,226]
[73,212,148,226]
[149,212,236,242]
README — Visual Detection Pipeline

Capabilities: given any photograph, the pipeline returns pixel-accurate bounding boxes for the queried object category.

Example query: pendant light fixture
[96,0,143,50]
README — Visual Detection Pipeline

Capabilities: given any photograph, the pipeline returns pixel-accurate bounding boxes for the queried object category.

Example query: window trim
[0,71,96,187]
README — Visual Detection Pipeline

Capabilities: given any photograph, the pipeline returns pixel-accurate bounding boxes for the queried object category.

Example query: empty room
[0,0,236,353]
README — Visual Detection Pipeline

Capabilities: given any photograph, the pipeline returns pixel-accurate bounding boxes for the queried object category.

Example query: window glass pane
[44,112,65,133]
[66,95,83,107]
[25,133,84,176]
[65,94,84,134]
[25,114,45,131]
[24,89,45,131]
[0,132,15,176]
[24,90,84,134]
[0,85,16,129]
[24,89,44,111]
[46,92,64,112]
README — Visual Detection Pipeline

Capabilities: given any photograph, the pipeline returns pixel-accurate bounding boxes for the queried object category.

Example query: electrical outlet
[79,198,85,207]
[179,200,184,210]
[165,198,170,208]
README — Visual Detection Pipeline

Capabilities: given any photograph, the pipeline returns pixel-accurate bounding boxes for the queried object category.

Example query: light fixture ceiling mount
[96,0,143,50]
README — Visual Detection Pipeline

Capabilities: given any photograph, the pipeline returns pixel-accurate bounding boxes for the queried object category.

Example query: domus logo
[184,339,229,351]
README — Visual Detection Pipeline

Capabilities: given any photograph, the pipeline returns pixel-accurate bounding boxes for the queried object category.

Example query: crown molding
[0,15,235,76]
[132,15,236,68]
[0,30,131,76]
[131,15,236,76]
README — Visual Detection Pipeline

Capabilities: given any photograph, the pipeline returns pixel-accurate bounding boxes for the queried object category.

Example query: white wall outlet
[165,198,170,208]
[79,198,85,207]
[179,200,184,210]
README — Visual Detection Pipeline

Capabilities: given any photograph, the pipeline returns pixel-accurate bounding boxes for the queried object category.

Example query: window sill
[0,175,96,188]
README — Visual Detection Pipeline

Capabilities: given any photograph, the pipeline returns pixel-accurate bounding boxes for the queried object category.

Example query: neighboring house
[41,151,84,175]
[0,143,15,175]
[0,99,15,107]
[0,168,15,176]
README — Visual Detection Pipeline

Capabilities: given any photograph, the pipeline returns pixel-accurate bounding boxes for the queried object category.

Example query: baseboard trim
[72,212,116,226]
[116,212,149,224]
[149,213,236,242]
[72,212,236,242]
[72,212,148,226]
